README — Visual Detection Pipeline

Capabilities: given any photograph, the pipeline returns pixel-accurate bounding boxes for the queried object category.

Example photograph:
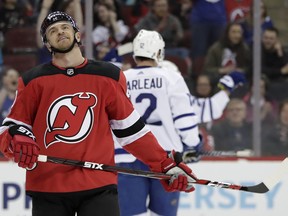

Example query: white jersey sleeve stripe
[3,117,32,129]
[110,110,141,130]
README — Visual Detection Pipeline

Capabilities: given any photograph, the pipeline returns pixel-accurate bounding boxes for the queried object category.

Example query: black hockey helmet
[40,11,79,43]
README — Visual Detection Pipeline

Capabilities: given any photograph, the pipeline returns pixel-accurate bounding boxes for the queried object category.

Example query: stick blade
[240,157,288,193]
[244,182,269,193]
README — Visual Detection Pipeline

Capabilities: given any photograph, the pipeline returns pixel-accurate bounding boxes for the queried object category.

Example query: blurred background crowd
[0,0,288,158]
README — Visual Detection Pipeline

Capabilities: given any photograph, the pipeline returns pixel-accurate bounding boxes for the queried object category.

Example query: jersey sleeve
[0,78,38,158]
[108,71,167,170]
[192,90,230,123]
[168,75,200,147]
[0,126,13,159]
[0,77,36,158]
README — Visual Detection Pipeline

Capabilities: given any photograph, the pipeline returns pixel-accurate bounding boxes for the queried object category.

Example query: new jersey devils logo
[44,92,97,148]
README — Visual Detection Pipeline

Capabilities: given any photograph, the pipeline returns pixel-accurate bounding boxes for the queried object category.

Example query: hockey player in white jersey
[115,29,245,216]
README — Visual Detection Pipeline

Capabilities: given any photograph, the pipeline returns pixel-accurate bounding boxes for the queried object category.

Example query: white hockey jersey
[115,66,202,163]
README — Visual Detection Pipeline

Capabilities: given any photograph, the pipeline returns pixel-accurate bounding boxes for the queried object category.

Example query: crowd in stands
[0,0,288,157]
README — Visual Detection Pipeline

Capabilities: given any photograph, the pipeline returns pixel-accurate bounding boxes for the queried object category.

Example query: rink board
[0,158,287,216]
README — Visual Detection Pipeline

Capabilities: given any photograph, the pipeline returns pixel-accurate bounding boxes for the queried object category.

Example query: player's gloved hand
[160,150,198,192]
[218,71,246,92]
[182,136,203,163]
[8,125,40,169]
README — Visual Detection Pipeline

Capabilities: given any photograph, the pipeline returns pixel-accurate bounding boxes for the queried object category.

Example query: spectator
[262,99,288,156]
[92,2,129,60]
[134,0,190,62]
[261,26,288,81]
[210,98,253,151]
[194,74,214,98]
[93,0,124,25]
[204,22,251,84]
[193,74,216,151]
[0,0,29,34]
[0,66,19,124]
[169,0,192,29]
[241,0,273,47]
[0,0,33,61]
[242,74,277,125]
[36,0,83,63]
[117,0,150,28]
[132,0,150,25]
[188,0,227,76]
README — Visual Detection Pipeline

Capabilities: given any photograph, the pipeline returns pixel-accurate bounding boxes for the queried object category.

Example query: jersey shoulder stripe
[21,59,121,86]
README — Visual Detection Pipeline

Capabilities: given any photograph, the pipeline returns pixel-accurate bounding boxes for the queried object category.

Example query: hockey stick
[183,149,254,163]
[200,149,254,157]
[37,155,288,194]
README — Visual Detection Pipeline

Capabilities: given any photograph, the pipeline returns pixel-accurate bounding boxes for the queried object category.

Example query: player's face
[46,21,75,51]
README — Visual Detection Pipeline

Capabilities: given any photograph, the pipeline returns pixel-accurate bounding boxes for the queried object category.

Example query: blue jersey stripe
[173,113,196,122]
[115,148,129,155]
[209,98,214,120]
[179,124,197,131]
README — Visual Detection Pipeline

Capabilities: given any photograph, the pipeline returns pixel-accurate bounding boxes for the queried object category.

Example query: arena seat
[3,26,38,54]
[3,54,37,73]
[165,55,190,77]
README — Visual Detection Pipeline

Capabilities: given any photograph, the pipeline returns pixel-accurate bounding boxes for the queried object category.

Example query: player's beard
[57,37,74,51]
[50,36,78,54]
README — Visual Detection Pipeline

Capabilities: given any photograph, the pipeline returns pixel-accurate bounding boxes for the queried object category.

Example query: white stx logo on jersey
[44,92,97,148]
[84,162,104,170]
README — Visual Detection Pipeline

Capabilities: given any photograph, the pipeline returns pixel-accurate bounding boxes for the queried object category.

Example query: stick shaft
[37,155,274,193]
[200,149,254,157]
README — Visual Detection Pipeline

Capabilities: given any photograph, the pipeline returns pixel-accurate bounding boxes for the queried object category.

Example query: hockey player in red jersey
[0,11,198,216]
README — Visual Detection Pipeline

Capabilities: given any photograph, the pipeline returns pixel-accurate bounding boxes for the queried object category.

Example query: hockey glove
[160,150,197,192]
[182,135,203,163]
[218,71,246,92]
[8,125,40,169]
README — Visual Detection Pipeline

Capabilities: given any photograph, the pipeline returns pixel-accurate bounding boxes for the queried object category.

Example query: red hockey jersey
[0,59,167,193]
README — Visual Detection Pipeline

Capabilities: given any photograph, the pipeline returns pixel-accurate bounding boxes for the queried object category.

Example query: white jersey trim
[2,118,32,129]
[110,110,141,130]
[115,125,150,147]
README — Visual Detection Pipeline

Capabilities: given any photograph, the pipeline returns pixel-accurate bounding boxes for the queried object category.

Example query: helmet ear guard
[133,29,165,63]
